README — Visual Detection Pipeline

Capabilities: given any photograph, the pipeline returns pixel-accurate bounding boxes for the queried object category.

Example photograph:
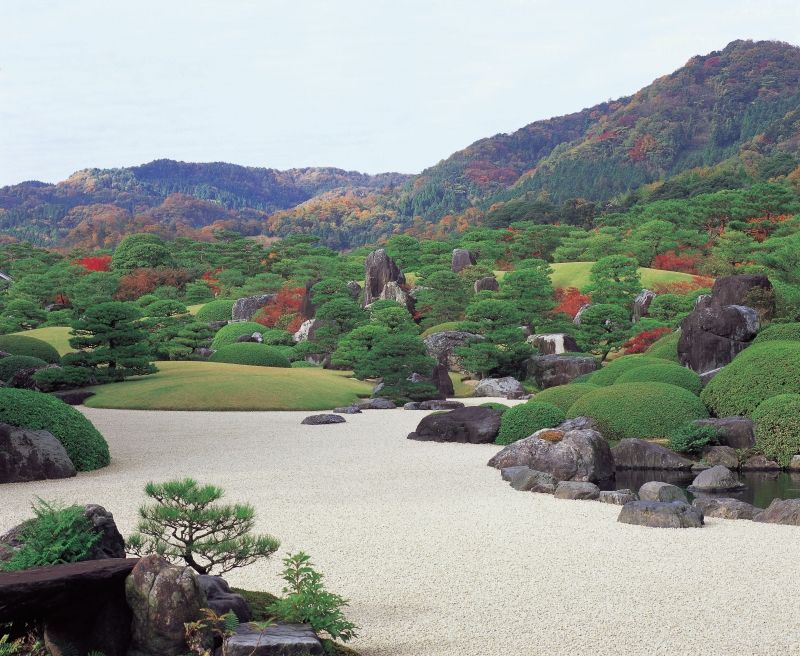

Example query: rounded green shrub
[615,363,702,395]
[567,382,709,441]
[420,322,461,338]
[496,401,566,445]
[668,422,719,456]
[211,322,265,349]
[290,361,318,368]
[753,322,800,344]
[0,355,47,381]
[645,331,681,362]
[752,394,800,466]
[196,299,235,323]
[479,402,509,414]
[0,388,110,471]
[210,343,291,368]
[0,335,61,364]
[701,341,800,417]
[259,329,295,346]
[590,355,665,386]
[532,383,600,412]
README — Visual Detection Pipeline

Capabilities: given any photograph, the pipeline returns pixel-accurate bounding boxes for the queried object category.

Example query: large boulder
[618,501,704,528]
[632,289,656,321]
[198,575,251,622]
[712,274,775,320]
[508,468,558,493]
[554,481,600,500]
[364,248,405,306]
[83,504,126,560]
[473,376,524,398]
[599,489,638,505]
[423,330,484,373]
[688,465,745,494]
[528,333,581,355]
[379,280,414,313]
[693,416,755,449]
[527,354,598,388]
[125,554,207,656]
[753,498,800,526]
[692,497,759,520]
[488,424,614,483]
[231,294,275,322]
[292,318,319,343]
[741,455,781,471]
[451,248,476,273]
[474,276,500,293]
[408,406,502,444]
[0,423,76,484]
[702,446,739,470]
[224,623,323,656]
[612,439,694,470]
[639,481,688,503]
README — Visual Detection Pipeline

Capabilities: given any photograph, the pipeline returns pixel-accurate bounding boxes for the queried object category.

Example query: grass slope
[9,326,73,355]
[548,262,695,291]
[85,360,373,411]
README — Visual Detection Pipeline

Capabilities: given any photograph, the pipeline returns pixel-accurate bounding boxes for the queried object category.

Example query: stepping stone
[301,414,345,425]
[224,622,324,655]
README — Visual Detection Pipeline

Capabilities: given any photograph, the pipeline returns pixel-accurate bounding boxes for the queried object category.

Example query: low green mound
[532,383,600,412]
[0,335,61,364]
[615,363,702,395]
[701,341,800,417]
[479,402,510,414]
[496,401,566,445]
[752,394,800,467]
[567,382,709,441]
[210,343,291,368]
[0,389,110,471]
[645,331,681,362]
[195,299,235,322]
[211,322,266,349]
[590,355,665,386]
[421,322,461,338]
[0,355,47,381]
[753,322,800,344]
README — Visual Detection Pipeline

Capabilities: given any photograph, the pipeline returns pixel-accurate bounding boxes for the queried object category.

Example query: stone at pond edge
[0,423,76,484]
[612,439,694,470]
[198,575,251,622]
[688,465,745,494]
[702,445,739,470]
[753,499,800,525]
[554,481,600,500]
[693,416,755,450]
[224,622,323,656]
[741,455,781,471]
[638,481,688,503]
[408,406,502,444]
[692,497,759,520]
[618,501,704,528]
[599,489,638,505]
[301,414,346,425]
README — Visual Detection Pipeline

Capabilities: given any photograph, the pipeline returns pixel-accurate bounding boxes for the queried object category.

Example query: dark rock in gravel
[333,406,362,414]
[599,489,638,505]
[301,414,346,425]
[554,481,600,500]
[500,466,531,482]
[692,497,759,520]
[0,423,76,484]
[753,498,800,526]
[618,500,704,528]
[357,397,397,410]
[408,406,502,444]
[638,481,688,503]
[612,439,694,470]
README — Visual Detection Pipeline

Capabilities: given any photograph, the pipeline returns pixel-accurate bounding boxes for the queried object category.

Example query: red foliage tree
[651,276,714,295]
[623,327,672,354]
[253,286,305,333]
[115,268,192,301]
[551,287,590,318]
[650,250,700,274]
[73,254,112,272]
[202,269,222,295]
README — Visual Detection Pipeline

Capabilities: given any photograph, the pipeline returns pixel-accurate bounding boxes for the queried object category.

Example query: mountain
[1,39,799,249]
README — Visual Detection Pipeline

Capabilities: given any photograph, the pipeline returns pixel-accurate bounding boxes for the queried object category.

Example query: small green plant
[496,401,566,445]
[184,609,242,656]
[0,635,22,656]
[127,478,280,575]
[269,552,358,643]
[0,500,100,572]
[668,423,719,456]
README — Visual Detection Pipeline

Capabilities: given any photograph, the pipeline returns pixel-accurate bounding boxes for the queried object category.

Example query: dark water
[604,469,800,509]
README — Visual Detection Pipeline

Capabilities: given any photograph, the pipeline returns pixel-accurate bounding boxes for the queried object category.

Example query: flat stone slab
[357,398,397,410]
[554,481,600,500]
[224,622,324,655]
[692,497,759,520]
[301,414,345,425]
[332,406,362,414]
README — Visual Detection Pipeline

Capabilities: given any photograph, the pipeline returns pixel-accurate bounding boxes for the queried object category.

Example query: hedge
[211,322,266,350]
[645,331,681,362]
[567,382,709,441]
[0,355,47,382]
[531,383,600,412]
[496,401,566,445]
[590,355,666,386]
[615,363,702,395]
[0,388,110,471]
[752,394,800,467]
[753,322,800,344]
[196,299,235,323]
[700,341,800,417]
[0,335,61,364]
[210,343,291,368]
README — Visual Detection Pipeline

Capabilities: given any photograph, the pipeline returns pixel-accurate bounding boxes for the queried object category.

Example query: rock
[527,333,581,355]
[612,439,694,470]
[692,462,710,472]
[198,575,251,622]
[488,424,614,483]
[632,289,656,321]
[423,331,484,373]
[558,416,598,431]
[692,497,759,520]
[292,318,318,343]
[711,274,775,320]
[0,423,76,484]
[408,406,502,444]
[639,481,688,503]
[346,280,362,300]
[379,280,414,313]
[236,332,263,343]
[357,397,396,410]
[509,468,558,493]
[501,466,531,482]
[688,465,745,493]
[554,481,600,500]
[451,248,476,273]
[526,354,598,388]
[125,554,207,656]
[474,376,524,398]
[753,498,800,526]
[788,455,800,471]
[573,303,592,325]
[618,501,704,528]
[474,276,500,293]
[332,406,362,414]
[741,455,781,471]
[364,248,405,306]
[403,400,464,410]
[83,505,126,560]
[694,417,755,449]
[702,445,739,470]
[50,389,96,405]
[231,294,275,321]
[599,489,638,505]
[432,360,455,398]
[224,623,323,656]
[193,347,213,359]
[301,414,346,425]
[507,391,533,401]
[208,320,229,332]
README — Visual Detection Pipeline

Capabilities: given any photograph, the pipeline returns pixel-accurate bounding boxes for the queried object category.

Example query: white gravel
[3,404,799,656]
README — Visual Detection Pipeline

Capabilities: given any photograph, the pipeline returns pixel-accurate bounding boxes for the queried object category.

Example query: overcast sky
[1,1,799,186]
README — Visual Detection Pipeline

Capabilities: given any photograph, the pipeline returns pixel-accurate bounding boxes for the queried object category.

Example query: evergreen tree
[585,256,642,306]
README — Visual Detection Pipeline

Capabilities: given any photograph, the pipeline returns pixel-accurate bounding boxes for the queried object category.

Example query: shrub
[496,401,566,445]
[259,329,295,346]
[420,322,461,338]
[290,361,318,368]
[196,299,235,323]
[0,389,109,470]
[0,335,61,363]
[701,341,800,416]
[210,343,291,368]
[752,394,800,466]
[668,422,719,455]
[753,322,800,344]
[532,383,600,412]
[589,355,665,386]
[211,321,265,349]
[645,330,681,362]
[623,327,672,354]
[0,355,46,382]
[567,382,709,441]
[32,366,95,392]
[479,402,509,414]
[615,363,702,395]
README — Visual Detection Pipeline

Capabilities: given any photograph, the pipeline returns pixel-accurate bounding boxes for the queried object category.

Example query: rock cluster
[526,354,598,388]
[363,248,405,306]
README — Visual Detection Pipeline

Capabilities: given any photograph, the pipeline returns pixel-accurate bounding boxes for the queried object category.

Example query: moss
[752,394,800,467]
[615,363,702,395]
[496,401,566,445]
[0,335,61,364]
[231,588,281,622]
[210,343,291,368]
[211,321,267,349]
[589,355,666,386]
[479,402,509,414]
[532,383,600,412]
[195,299,235,322]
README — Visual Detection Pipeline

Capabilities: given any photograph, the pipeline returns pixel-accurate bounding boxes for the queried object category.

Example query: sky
[1,1,799,186]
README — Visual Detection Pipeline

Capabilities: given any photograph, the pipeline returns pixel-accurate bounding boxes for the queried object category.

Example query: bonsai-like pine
[127,478,280,575]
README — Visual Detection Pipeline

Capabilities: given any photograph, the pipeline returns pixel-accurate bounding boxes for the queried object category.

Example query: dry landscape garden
[1,38,800,656]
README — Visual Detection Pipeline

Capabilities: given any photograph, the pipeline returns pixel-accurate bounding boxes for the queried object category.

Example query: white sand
[3,404,799,656]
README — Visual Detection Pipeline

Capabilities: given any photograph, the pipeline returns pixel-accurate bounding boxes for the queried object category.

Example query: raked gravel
[2,401,799,656]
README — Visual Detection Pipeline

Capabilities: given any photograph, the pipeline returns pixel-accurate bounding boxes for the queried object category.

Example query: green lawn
[10,326,73,355]
[547,262,695,291]
[84,360,373,411]
[187,303,206,315]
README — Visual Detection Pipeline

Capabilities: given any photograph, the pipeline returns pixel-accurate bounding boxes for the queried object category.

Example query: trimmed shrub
[0,355,47,382]
[290,361,318,368]
[479,402,509,414]
[532,383,601,412]
[645,330,680,362]
[259,329,295,346]
[701,341,800,417]
[668,422,719,456]
[211,321,265,349]
[210,343,291,368]
[496,401,566,445]
[0,388,110,470]
[0,335,61,364]
[753,322,800,344]
[196,299,235,322]
[615,363,702,395]
[420,322,461,338]
[590,355,665,386]
[570,372,595,384]
[752,394,800,467]
[567,382,709,441]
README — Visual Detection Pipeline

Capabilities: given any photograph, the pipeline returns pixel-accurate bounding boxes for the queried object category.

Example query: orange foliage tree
[650,250,700,274]
[73,254,112,272]
[551,287,590,318]
[253,286,305,332]
[623,327,672,354]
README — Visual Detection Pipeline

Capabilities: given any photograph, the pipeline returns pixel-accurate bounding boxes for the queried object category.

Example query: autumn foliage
[650,250,700,274]
[115,268,192,300]
[552,287,590,318]
[253,286,305,332]
[623,327,672,354]
[651,276,714,295]
[73,254,112,272]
